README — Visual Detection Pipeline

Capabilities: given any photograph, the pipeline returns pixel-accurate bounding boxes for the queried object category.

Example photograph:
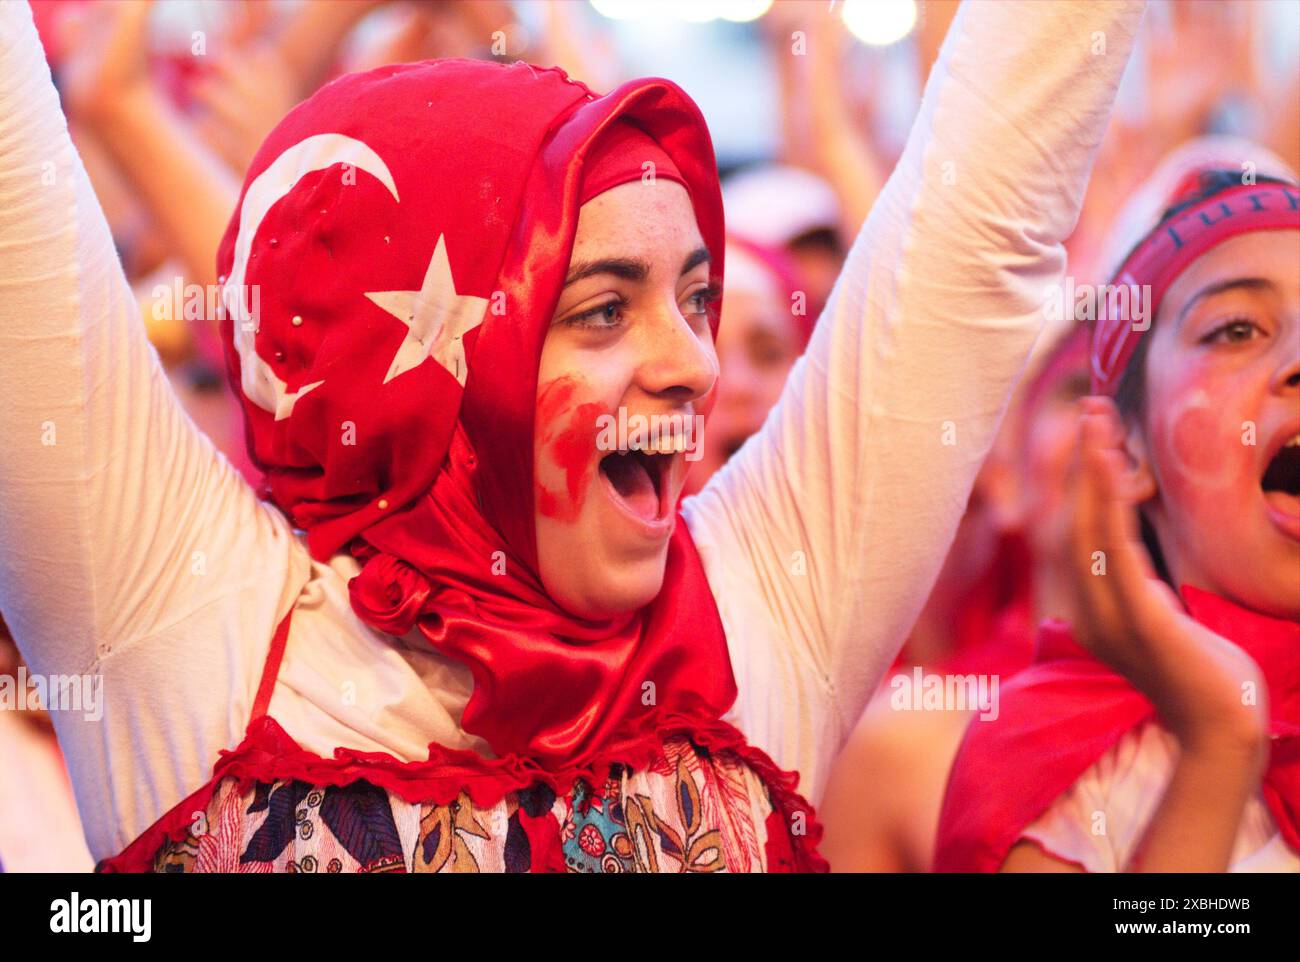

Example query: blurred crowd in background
[1,0,1297,872]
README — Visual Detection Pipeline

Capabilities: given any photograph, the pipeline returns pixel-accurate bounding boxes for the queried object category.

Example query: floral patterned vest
[97,610,828,873]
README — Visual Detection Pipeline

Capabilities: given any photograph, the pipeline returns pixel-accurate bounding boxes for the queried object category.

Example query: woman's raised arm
[0,1,306,845]
[683,0,1147,802]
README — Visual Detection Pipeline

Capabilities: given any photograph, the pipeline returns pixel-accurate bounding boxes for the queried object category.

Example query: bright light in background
[589,0,686,20]
[590,0,772,23]
[716,0,774,22]
[840,0,918,47]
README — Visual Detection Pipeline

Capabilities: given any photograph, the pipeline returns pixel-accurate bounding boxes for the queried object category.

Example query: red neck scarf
[934,587,1300,871]
[217,60,737,771]
[349,425,735,766]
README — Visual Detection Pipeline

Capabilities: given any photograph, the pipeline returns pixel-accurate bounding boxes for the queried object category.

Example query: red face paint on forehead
[535,375,604,522]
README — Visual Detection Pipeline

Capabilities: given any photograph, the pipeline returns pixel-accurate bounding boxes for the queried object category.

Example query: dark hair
[1109,168,1296,582]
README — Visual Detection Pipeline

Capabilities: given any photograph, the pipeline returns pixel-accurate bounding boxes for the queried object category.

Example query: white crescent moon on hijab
[223,134,400,420]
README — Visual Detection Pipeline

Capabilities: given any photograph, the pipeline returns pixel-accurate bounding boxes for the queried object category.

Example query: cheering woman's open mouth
[597,431,689,534]
[1262,422,1300,540]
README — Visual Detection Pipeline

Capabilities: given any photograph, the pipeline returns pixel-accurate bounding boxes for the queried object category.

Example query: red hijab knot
[348,553,435,637]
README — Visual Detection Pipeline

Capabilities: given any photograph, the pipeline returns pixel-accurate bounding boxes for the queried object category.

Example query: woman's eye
[1201,317,1263,345]
[565,297,627,330]
[684,285,720,318]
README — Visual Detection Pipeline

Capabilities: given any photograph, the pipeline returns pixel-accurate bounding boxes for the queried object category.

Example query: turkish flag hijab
[216,61,737,774]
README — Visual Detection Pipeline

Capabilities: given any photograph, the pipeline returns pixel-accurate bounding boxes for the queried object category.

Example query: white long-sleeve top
[0,0,1145,862]
[1022,721,1300,872]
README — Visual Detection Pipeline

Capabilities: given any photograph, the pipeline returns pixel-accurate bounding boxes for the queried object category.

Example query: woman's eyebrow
[1178,277,1274,326]
[681,246,711,276]
[564,257,650,286]
[562,246,711,287]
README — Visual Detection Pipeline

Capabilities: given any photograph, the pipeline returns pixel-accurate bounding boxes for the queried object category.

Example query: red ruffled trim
[98,712,827,873]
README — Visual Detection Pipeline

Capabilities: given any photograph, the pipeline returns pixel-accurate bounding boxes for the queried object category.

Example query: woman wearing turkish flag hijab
[0,0,1145,872]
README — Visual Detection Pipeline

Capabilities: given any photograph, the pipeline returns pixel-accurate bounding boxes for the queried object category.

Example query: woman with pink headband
[937,141,1300,873]
[0,0,1146,873]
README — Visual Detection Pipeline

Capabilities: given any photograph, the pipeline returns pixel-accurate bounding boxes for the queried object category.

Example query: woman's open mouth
[598,446,677,529]
[1261,431,1300,540]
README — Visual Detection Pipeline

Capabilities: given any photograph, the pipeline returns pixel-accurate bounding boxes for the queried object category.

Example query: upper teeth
[625,436,688,455]
[1286,435,1300,448]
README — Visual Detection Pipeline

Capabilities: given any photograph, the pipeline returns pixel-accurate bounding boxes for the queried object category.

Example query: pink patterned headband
[1090,182,1300,395]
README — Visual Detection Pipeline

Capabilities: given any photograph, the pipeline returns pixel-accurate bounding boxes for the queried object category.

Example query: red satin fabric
[350,427,737,767]
[934,587,1300,871]
[217,60,743,775]
[578,119,687,205]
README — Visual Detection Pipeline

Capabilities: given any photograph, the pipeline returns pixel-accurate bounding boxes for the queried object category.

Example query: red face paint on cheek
[536,376,578,427]
[535,376,604,522]
[554,402,604,505]
[536,487,560,519]
[1168,406,1228,478]
[535,377,576,520]
[1153,372,1255,495]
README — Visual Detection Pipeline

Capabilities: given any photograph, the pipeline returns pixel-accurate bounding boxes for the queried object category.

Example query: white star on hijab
[365,234,489,387]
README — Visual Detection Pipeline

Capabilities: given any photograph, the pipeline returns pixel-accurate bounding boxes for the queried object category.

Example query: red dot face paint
[1159,390,1244,492]
[1150,344,1261,499]
[535,375,605,522]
